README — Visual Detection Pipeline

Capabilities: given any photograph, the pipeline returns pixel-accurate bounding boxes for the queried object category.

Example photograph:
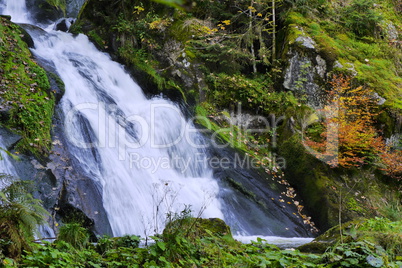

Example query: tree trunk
[272,0,276,62]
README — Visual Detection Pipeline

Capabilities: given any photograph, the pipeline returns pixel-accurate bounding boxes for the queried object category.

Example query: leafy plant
[0,175,48,259]
[343,0,383,37]
[323,240,388,267]
[114,235,141,248]
[56,223,90,249]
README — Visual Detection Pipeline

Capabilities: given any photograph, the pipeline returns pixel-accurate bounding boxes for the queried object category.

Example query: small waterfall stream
[0,137,17,178]
[0,0,314,244]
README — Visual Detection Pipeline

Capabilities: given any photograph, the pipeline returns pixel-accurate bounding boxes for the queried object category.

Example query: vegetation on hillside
[304,75,402,177]
[2,207,402,267]
[0,16,55,157]
[0,0,402,266]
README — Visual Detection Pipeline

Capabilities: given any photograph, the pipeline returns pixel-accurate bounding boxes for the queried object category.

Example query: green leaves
[151,0,186,9]
[0,176,48,259]
[56,223,90,249]
[366,255,384,267]
[323,240,389,268]
[343,0,383,37]
[157,241,166,251]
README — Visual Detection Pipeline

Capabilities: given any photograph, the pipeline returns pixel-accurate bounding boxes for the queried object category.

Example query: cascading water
[1,0,315,244]
[33,31,224,237]
[0,137,17,178]
[0,0,29,23]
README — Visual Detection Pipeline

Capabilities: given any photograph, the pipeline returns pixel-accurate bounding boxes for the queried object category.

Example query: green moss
[346,197,365,213]
[45,0,66,15]
[87,30,105,49]
[285,1,402,111]
[164,217,232,240]
[165,79,187,103]
[47,71,65,95]
[300,218,402,259]
[225,177,264,206]
[0,17,54,157]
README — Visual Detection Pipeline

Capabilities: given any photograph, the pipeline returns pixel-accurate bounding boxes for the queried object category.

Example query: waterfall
[0,0,29,23]
[30,31,224,236]
[1,0,315,241]
[0,137,17,180]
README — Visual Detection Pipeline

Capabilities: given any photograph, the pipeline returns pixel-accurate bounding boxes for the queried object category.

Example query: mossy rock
[163,217,232,241]
[278,135,339,231]
[0,17,55,157]
[298,218,365,253]
[299,218,402,257]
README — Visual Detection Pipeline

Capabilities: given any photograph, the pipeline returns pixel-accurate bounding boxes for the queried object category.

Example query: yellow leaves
[133,6,144,14]
[203,27,218,35]
[257,13,263,17]
[222,20,231,25]
[217,20,230,30]
[380,147,402,179]
[248,6,257,13]
[149,19,171,30]
[305,75,386,169]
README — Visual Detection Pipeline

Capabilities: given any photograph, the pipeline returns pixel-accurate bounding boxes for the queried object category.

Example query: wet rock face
[47,108,113,236]
[26,0,86,24]
[65,0,87,18]
[26,0,63,24]
[54,18,75,32]
[0,115,112,237]
[283,51,320,107]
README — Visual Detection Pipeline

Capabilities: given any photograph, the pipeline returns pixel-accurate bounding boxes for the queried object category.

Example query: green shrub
[56,223,90,249]
[0,176,48,259]
[115,235,141,248]
[343,0,383,37]
[323,240,388,267]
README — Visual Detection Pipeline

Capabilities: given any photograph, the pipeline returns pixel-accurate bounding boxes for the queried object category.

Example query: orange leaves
[380,148,402,180]
[305,75,383,168]
[305,75,402,180]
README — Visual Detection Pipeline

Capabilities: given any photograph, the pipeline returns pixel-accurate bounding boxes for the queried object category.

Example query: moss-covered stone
[0,17,55,157]
[279,134,402,233]
[299,217,402,258]
[163,217,232,241]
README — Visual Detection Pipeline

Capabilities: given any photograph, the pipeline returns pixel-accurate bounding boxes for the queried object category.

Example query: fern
[57,223,90,249]
[0,175,48,259]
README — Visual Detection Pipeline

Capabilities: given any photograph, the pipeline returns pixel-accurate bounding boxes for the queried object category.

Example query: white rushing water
[234,235,314,249]
[2,0,223,237]
[32,31,224,236]
[0,137,17,180]
[0,0,29,23]
[0,0,314,245]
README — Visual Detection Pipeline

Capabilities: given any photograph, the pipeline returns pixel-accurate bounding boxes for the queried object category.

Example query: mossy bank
[0,16,55,157]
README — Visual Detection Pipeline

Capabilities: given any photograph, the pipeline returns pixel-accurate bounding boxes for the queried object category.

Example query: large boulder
[282,26,328,108]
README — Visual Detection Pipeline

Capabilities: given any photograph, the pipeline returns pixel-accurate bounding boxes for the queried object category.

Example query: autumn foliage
[380,148,402,180]
[304,75,402,179]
